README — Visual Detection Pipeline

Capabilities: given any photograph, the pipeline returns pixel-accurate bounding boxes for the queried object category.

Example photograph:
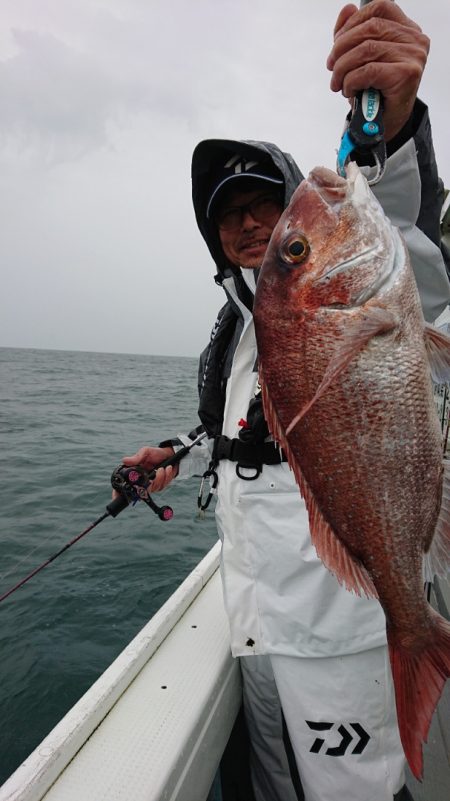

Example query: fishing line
[0,515,101,588]
[0,505,134,594]
[0,514,110,603]
[0,475,134,588]
[0,432,207,605]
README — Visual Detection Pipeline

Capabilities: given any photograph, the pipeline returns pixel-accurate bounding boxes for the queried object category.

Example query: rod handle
[106,495,129,518]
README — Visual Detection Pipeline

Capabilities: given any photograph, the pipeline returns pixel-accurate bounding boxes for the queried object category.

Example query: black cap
[206,154,284,219]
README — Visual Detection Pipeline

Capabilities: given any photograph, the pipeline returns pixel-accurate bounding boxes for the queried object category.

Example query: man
[122,3,450,799]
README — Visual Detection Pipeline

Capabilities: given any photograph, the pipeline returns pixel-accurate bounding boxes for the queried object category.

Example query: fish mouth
[308,166,348,206]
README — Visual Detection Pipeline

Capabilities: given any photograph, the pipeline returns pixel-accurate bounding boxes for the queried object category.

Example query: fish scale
[254,161,450,779]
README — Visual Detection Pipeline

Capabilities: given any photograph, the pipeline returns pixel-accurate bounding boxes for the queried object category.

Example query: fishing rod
[0,431,207,604]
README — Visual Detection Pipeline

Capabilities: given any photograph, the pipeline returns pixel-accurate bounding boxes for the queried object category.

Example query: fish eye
[282,234,310,265]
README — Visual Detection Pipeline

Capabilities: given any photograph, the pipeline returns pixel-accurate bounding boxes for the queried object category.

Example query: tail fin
[388,610,450,780]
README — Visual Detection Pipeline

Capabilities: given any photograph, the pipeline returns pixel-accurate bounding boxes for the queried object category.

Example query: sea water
[0,347,217,784]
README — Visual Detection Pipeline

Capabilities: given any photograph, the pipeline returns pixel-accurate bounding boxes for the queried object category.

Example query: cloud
[0,0,332,166]
[0,0,448,357]
[0,31,126,162]
[0,2,248,164]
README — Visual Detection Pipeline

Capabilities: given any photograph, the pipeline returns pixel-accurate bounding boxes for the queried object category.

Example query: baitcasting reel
[110,464,174,521]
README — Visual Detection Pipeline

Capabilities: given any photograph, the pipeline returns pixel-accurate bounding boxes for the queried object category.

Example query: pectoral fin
[286,306,397,435]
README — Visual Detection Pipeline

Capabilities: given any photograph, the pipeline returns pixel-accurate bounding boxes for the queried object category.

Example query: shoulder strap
[198,303,240,436]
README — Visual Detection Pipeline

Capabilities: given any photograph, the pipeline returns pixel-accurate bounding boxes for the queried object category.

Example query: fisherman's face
[215,187,283,269]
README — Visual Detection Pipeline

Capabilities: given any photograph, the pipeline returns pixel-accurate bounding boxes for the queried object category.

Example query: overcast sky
[1,0,448,358]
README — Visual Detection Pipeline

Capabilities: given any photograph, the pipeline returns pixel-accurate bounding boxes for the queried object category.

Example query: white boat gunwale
[1,540,242,801]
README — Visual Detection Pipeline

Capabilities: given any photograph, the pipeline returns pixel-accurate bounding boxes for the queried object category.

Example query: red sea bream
[253,162,450,779]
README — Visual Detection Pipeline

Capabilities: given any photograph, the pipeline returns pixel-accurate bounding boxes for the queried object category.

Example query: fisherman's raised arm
[328,1,429,142]
[328,1,450,321]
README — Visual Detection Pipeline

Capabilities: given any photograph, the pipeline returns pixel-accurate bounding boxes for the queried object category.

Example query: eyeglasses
[215,193,283,231]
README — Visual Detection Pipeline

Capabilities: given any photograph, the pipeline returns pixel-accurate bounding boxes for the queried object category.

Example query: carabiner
[197,466,219,514]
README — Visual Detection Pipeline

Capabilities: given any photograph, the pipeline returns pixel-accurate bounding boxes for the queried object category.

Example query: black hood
[191,139,304,284]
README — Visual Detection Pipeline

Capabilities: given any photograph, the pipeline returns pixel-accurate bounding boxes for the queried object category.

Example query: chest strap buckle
[211,435,286,481]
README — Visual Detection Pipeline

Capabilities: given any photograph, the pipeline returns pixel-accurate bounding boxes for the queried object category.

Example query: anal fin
[260,369,378,599]
[423,458,450,581]
[296,461,378,599]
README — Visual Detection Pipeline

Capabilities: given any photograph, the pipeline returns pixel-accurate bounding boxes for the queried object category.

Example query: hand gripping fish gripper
[336,0,388,185]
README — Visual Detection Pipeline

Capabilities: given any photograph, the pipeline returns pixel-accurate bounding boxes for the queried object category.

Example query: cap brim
[206,173,283,219]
